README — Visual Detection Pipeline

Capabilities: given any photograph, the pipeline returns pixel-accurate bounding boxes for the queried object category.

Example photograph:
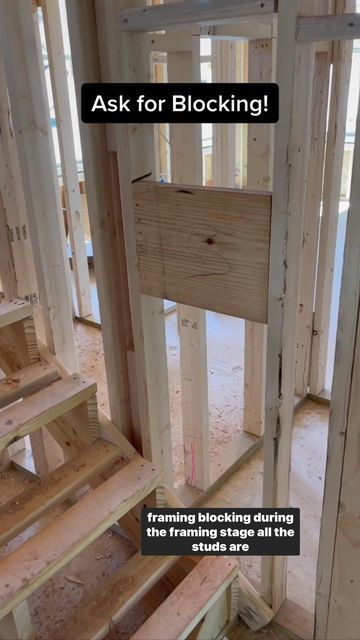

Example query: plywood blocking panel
[134,181,271,323]
[310,0,355,395]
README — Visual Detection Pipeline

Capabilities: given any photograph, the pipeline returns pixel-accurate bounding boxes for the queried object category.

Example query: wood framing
[262,0,314,611]
[0,54,39,310]
[65,0,135,441]
[0,440,121,546]
[0,457,159,618]
[167,44,210,491]
[41,0,92,319]
[295,50,331,396]
[244,37,273,436]
[310,0,355,395]
[315,67,360,640]
[84,0,174,484]
[298,13,360,42]
[0,374,97,450]
[0,0,77,372]
[133,181,271,323]
[118,0,276,31]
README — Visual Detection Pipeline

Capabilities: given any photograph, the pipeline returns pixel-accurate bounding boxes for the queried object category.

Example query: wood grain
[0,457,159,618]
[0,374,96,450]
[0,439,122,546]
[131,556,238,640]
[133,181,271,323]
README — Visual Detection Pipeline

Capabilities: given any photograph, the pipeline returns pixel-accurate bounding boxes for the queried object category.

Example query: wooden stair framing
[131,556,239,640]
[0,297,162,639]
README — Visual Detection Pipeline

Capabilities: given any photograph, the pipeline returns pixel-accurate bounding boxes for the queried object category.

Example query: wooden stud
[0,457,159,619]
[0,187,18,299]
[85,0,173,484]
[167,45,209,491]
[295,51,331,396]
[261,0,314,611]
[244,38,272,437]
[315,67,360,640]
[54,553,179,640]
[133,181,271,322]
[65,0,135,441]
[212,40,236,188]
[41,0,92,319]
[0,1,77,372]
[0,55,39,311]
[310,0,355,395]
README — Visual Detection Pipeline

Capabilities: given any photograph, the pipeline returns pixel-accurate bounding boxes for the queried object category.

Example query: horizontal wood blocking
[0,439,122,547]
[0,457,159,618]
[297,13,360,42]
[54,553,178,640]
[0,299,32,330]
[131,555,238,640]
[0,374,96,451]
[118,0,276,31]
[0,362,59,410]
[134,181,271,323]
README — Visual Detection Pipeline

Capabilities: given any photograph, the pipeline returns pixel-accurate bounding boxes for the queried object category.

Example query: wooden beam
[295,51,331,396]
[131,556,239,640]
[0,457,159,619]
[237,572,274,631]
[119,0,276,31]
[0,361,59,409]
[0,299,32,329]
[0,187,18,299]
[54,553,179,640]
[41,0,92,319]
[244,38,273,437]
[212,40,236,188]
[261,0,314,611]
[98,0,173,484]
[167,45,209,491]
[65,0,135,441]
[298,13,360,42]
[310,0,355,395]
[0,1,77,372]
[134,181,271,323]
[315,69,360,640]
[0,54,39,311]
[0,374,97,451]
[0,601,35,640]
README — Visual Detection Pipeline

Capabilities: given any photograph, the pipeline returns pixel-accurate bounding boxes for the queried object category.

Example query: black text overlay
[81,83,279,123]
[141,508,300,556]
